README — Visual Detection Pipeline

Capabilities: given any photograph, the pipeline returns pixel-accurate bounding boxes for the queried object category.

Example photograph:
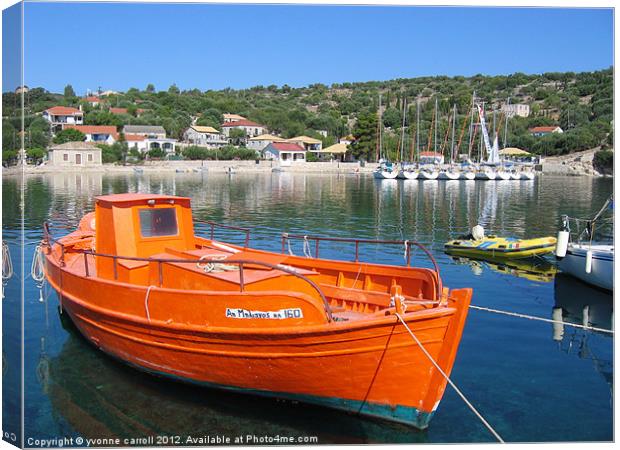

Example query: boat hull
[398,170,419,180]
[495,171,512,181]
[419,170,439,180]
[475,171,496,180]
[445,236,557,259]
[43,257,471,429]
[519,172,535,180]
[557,244,613,291]
[460,172,476,180]
[373,170,399,180]
[438,171,460,180]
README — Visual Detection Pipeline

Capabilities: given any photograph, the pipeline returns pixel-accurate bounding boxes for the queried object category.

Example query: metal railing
[195,219,251,248]
[42,221,333,321]
[281,233,442,296]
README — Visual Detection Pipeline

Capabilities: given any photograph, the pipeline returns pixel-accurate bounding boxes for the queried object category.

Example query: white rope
[403,240,409,261]
[470,305,613,335]
[144,285,155,323]
[395,313,505,443]
[283,233,294,256]
[303,235,312,258]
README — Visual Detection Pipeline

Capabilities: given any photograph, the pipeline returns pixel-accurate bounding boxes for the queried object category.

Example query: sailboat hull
[496,171,512,181]
[374,170,399,180]
[419,170,439,180]
[519,172,535,180]
[460,172,476,181]
[438,171,460,180]
[398,170,419,180]
[475,171,496,181]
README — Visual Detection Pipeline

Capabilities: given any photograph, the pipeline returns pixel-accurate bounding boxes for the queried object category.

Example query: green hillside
[3,67,613,164]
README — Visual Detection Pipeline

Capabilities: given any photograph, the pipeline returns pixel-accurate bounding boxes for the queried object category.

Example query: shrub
[593,150,613,174]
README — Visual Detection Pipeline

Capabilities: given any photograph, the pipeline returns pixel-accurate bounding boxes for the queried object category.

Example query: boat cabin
[95,193,195,280]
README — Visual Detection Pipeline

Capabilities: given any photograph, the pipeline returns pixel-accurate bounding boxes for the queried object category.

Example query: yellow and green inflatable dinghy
[445,227,557,259]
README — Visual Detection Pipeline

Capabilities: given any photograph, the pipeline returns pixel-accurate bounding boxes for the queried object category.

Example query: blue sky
[17,3,614,94]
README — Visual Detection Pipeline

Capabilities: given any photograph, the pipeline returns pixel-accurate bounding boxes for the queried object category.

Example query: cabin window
[139,208,178,237]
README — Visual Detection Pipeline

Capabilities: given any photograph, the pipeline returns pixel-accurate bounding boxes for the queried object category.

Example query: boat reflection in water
[43,311,430,445]
[449,255,557,283]
[552,273,613,394]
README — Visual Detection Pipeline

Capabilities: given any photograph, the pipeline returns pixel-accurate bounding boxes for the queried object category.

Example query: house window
[63,153,68,161]
[88,153,93,162]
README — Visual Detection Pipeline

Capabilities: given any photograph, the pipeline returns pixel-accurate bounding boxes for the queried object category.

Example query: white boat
[556,199,613,291]
[419,167,439,180]
[495,170,512,181]
[460,171,476,180]
[398,166,419,180]
[475,169,496,180]
[509,171,520,180]
[374,166,399,179]
[438,168,461,180]
[519,170,535,180]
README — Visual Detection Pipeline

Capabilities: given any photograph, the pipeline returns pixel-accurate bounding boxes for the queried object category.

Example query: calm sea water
[2,172,613,444]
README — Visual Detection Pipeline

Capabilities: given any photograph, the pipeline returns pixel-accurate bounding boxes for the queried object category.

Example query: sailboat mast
[468,92,475,159]
[450,104,457,164]
[503,97,510,148]
[399,98,407,162]
[434,97,438,154]
[416,98,420,162]
[378,94,383,161]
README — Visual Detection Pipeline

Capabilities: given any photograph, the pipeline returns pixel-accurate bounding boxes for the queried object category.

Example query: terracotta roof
[529,126,560,133]
[85,96,101,102]
[123,134,147,142]
[221,120,263,128]
[269,142,305,151]
[45,106,83,115]
[65,125,116,135]
[110,107,128,114]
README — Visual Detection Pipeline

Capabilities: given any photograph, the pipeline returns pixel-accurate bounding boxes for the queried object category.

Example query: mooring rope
[395,313,505,443]
[470,305,613,335]
[144,285,155,323]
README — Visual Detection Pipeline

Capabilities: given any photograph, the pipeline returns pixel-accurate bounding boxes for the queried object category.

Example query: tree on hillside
[351,111,378,161]
[53,128,85,144]
[228,128,246,146]
[64,84,76,99]
[168,84,180,95]
[146,84,155,93]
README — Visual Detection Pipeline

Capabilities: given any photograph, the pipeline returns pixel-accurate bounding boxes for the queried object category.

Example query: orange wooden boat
[41,193,472,429]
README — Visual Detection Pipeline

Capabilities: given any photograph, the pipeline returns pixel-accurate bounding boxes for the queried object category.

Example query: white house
[247,134,286,152]
[339,135,355,146]
[501,103,530,118]
[183,126,228,148]
[84,96,102,107]
[223,113,246,123]
[124,134,177,155]
[43,106,84,132]
[221,120,266,139]
[286,135,322,152]
[262,142,306,165]
[65,125,117,144]
[48,141,102,167]
[122,125,167,139]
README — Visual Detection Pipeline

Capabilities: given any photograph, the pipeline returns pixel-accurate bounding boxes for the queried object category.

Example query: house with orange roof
[84,96,102,107]
[221,119,267,139]
[43,106,84,132]
[262,142,306,165]
[65,125,117,144]
[529,126,563,137]
[223,113,247,123]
